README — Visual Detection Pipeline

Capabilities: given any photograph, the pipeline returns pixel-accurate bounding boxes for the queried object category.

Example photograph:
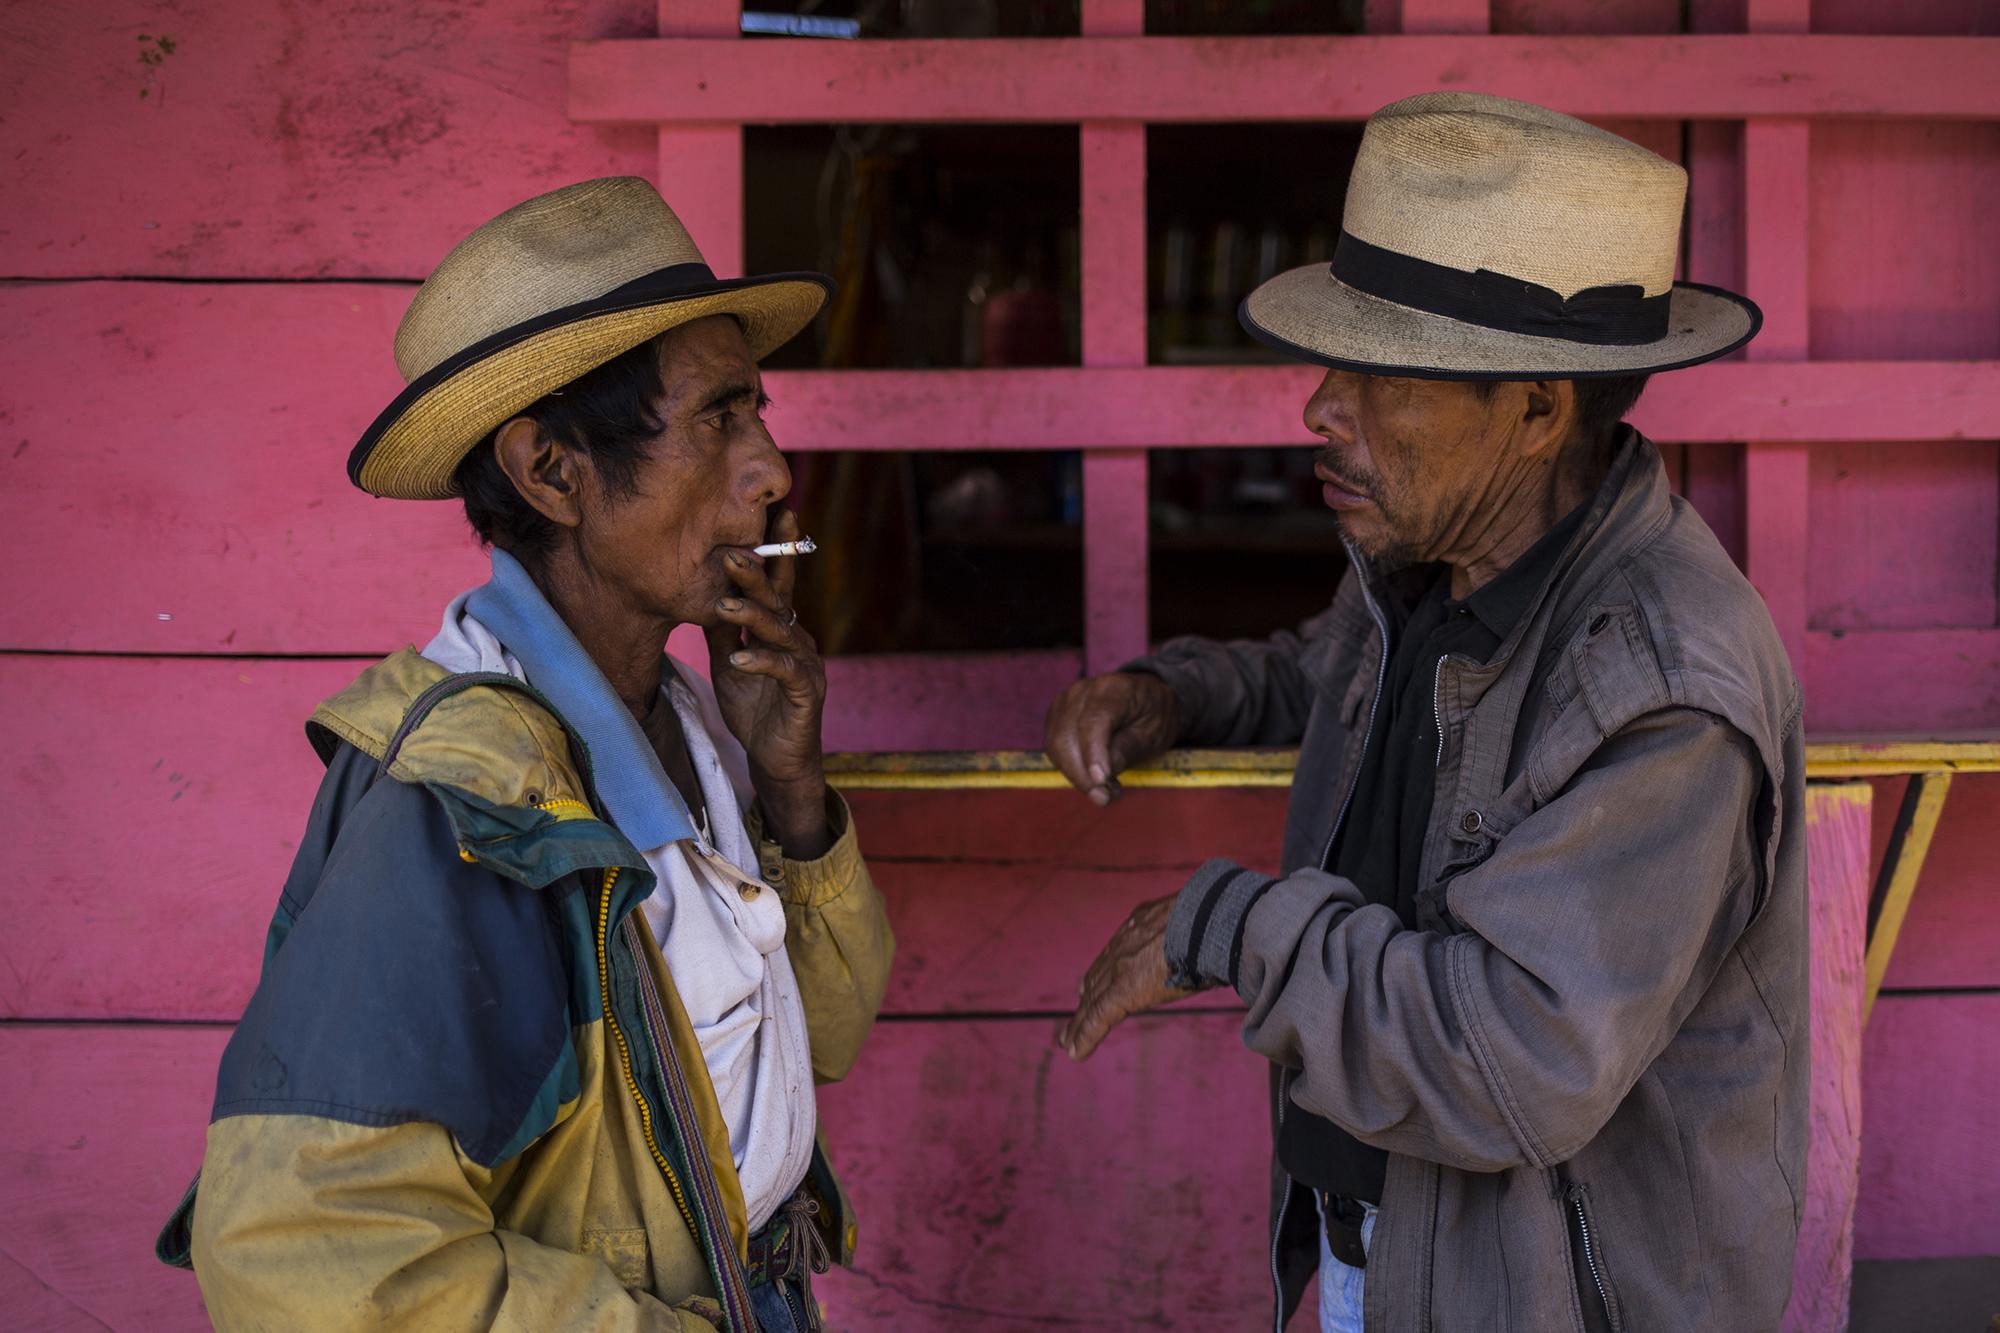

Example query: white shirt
[424,596,816,1232]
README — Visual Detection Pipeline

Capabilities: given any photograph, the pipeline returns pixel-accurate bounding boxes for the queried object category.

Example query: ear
[1515,380,1578,463]
[493,418,586,529]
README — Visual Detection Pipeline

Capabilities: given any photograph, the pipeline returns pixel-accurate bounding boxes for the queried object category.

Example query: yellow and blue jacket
[157,649,894,1331]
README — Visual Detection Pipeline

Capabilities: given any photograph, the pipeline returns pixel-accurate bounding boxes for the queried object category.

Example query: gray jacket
[1141,432,1806,1333]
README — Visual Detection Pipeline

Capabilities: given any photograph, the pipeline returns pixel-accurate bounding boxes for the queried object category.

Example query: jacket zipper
[1431,655,1448,765]
[1277,569,1394,1331]
[1268,1089,1292,1333]
[594,865,700,1239]
[1566,1185,1619,1333]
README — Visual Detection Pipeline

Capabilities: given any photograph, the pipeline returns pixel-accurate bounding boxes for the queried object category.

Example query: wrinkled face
[1304,369,1519,566]
[570,315,789,627]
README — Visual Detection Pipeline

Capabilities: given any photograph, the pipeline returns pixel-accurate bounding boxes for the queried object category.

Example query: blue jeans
[749,1275,817,1333]
[1317,1201,1379,1333]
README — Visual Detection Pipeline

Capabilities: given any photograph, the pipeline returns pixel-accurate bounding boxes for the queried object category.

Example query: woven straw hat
[350,177,830,499]
[1241,92,1760,379]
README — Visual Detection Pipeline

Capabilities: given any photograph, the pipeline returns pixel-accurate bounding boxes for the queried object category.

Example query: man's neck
[529,556,671,719]
[1444,436,1608,600]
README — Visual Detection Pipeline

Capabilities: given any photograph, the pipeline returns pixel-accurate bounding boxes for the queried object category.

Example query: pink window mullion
[657,0,743,276]
[1081,0,1149,675]
[1742,0,1813,680]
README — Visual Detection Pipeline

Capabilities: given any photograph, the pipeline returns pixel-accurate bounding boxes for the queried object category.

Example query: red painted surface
[0,0,659,279]
[569,35,2000,124]
[1856,994,2000,1260]
[1788,784,1868,1333]
[3,0,1998,1324]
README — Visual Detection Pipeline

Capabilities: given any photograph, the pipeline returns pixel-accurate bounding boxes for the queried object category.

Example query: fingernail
[1089,786,1110,807]
[730,652,750,666]
[717,598,742,611]
[1088,762,1108,786]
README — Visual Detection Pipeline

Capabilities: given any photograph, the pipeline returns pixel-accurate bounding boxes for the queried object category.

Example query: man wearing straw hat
[157,179,893,1332]
[1048,94,1803,1331]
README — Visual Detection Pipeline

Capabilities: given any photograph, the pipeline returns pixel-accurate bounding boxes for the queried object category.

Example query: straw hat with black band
[351,176,832,501]
[1241,92,1761,380]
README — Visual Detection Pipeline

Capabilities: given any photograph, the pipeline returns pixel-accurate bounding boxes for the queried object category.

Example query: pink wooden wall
[1,0,1996,1328]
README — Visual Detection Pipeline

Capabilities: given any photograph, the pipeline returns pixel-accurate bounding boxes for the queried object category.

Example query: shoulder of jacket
[307,648,595,817]
[1564,509,1799,761]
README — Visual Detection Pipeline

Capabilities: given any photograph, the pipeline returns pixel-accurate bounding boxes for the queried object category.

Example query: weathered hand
[1058,895,1196,1061]
[1043,671,1184,806]
[705,508,830,857]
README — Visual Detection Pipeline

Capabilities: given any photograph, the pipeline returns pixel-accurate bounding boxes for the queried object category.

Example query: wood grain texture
[0,1023,226,1332]
[0,1015,1274,1332]
[1855,994,2000,1260]
[0,1,658,280]
[1804,629,2000,734]
[804,1014,1278,1330]
[0,1,664,281]
[570,35,2000,124]
[1786,783,1870,1333]
[5,284,1994,657]
[0,652,1266,1020]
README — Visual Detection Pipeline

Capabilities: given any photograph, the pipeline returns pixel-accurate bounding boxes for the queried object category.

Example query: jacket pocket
[1562,1182,1622,1333]
[582,1226,652,1288]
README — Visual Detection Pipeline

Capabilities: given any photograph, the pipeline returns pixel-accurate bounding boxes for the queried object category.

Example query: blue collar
[465,549,699,851]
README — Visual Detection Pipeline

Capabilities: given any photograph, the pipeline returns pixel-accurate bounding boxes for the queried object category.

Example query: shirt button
[1461,810,1485,835]
[739,882,763,901]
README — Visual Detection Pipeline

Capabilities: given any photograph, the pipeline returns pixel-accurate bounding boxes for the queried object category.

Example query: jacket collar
[465,549,700,852]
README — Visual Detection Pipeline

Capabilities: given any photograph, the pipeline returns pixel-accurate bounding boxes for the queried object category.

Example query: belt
[746,1191,832,1290]
[1319,1192,1370,1271]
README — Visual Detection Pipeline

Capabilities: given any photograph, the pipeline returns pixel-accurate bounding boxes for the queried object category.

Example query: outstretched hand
[1057,895,1195,1061]
[1043,672,1183,806]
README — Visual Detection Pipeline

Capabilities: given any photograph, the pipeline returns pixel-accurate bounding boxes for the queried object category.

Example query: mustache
[1314,449,1377,497]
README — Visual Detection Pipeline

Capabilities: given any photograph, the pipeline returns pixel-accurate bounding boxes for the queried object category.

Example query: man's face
[1303,369,1517,566]
[571,315,790,628]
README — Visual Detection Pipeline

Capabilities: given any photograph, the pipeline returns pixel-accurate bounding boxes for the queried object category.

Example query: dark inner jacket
[1283,499,1590,1205]
[1137,429,1806,1333]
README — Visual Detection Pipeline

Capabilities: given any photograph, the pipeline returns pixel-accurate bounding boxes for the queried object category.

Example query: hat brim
[1239,264,1761,381]
[352,272,832,500]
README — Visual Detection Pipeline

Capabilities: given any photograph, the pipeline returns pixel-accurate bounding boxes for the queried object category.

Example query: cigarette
[751,537,817,558]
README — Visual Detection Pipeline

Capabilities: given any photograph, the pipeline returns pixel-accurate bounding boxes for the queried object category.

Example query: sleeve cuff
[1165,858,1277,993]
[749,790,861,909]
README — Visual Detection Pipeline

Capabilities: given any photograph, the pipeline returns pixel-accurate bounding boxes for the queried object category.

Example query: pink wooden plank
[812,1014,1273,1329]
[568,35,2000,124]
[0,651,1136,1020]
[1402,0,1492,33]
[1808,441,1999,631]
[0,1022,225,1331]
[4,284,1994,656]
[819,651,1081,752]
[1742,116,1811,674]
[656,0,742,278]
[1786,782,1870,1333]
[0,0,657,279]
[1876,776,2000,991]
[0,1015,1275,1332]
[1855,994,2000,1260]
[1803,628,2000,732]
[1078,1,1150,678]
[1083,452,1150,674]
[1802,119,2000,641]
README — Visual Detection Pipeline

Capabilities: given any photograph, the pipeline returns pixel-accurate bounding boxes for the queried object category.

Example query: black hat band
[1331,231,1671,347]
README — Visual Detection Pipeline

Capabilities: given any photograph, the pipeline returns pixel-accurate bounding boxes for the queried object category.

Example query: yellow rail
[824,740,2000,790]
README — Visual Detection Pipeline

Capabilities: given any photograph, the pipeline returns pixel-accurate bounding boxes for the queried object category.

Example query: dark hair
[1473,374,1651,453]
[453,333,671,564]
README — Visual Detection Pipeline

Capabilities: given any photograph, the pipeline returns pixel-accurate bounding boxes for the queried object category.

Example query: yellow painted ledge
[824,739,2000,790]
